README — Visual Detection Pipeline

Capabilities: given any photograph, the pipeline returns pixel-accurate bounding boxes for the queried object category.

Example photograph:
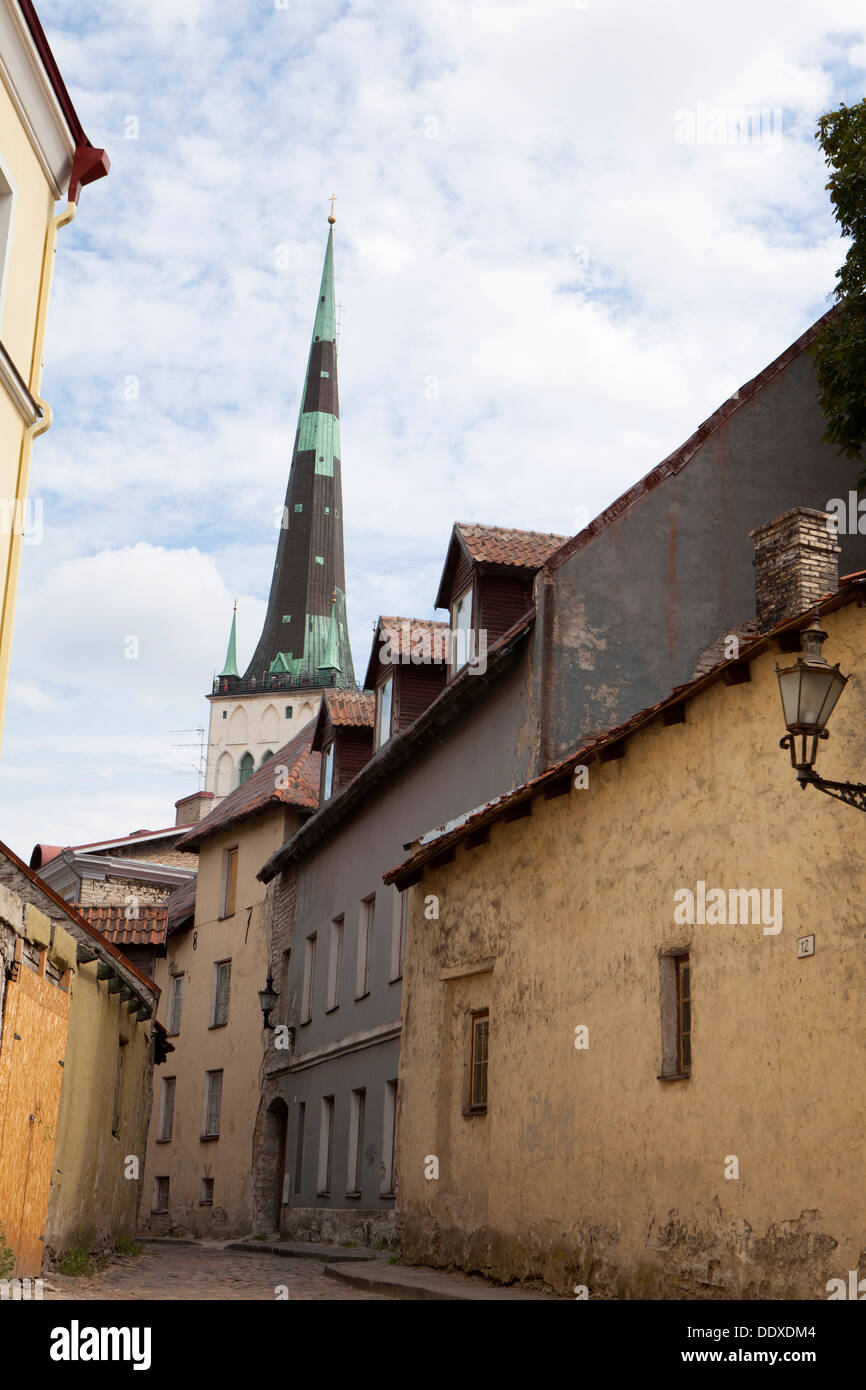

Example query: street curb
[322,1259,559,1300]
[226,1241,376,1263]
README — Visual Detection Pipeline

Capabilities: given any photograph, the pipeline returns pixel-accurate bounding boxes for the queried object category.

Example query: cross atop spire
[328,193,338,224]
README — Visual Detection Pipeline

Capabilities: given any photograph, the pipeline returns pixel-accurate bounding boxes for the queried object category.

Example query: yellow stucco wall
[0,69,67,751]
[141,808,299,1236]
[397,600,866,1299]
[43,944,154,1260]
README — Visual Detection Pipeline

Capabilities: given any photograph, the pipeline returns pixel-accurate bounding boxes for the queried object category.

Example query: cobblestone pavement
[41,1242,393,1301]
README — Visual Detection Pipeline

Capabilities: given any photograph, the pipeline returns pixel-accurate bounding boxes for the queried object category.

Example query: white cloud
[2,0,865,851]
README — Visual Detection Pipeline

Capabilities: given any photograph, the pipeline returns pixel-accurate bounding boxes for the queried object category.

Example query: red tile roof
[324,689,376,728]
[454,523,570,569]
[364,616,451,690]
[166,876,197,934]
[175,721,321,851]
[78,905,167,948]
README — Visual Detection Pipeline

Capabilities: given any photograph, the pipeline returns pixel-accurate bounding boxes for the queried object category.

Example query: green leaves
[812,100,866,491]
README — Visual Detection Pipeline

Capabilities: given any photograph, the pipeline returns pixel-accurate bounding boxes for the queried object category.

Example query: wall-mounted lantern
[258,973,280,1030]
[777,618,866,812]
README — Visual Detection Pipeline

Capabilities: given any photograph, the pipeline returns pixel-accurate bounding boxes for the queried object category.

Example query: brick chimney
[750,507,840,632]
[174,791,214,827]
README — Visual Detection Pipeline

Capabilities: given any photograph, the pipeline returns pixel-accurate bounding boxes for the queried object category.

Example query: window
[0,163,13,326]
[322,740,335,801]
[391,889,408,982]
[261,749,274,767]
[315,556,324,566]
[294,1102,305,1195]
[469,1010,489,1112]
[317,1095,334,1196]
[221,847,238,918]
[238,752,255,785]
[210,960,231,1028]
[280,948,292,1025]
[451,585,473,671]
[285,706,293,719]
[202,1069,223,1139]
[167,973,184,1036]
[375,675,393,749]
[111,1045,125,1136]
[301,934,317,1023]
[356,896,374,998]
[381,1079,397,1196]
[659,950,692,1080]
[294,504,303,513]
[327,917,343,1011]
[200,1177,214,1205]
[157,1076,176,1142]
[222,709,227,719]
[347,1089,366,1196]
[677,953,691,1073]
[152,1176,170,1213]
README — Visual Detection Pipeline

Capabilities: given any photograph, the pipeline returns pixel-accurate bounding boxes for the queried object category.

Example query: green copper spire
[243,213,355,688]
[219,602,240,679]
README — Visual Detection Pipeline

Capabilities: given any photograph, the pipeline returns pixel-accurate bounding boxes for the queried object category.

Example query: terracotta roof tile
[176,721,321,850]
[324,689,376,728]
[455,524,570,569]
[363,617,451,691]
[78,905,167,948]
[165,876,197,933]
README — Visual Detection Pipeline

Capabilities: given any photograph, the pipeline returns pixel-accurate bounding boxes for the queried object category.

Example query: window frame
[356,896,374,999]
[317,1095,335,1197]
[301,933,317,1024]
[210,958,232,1029]
[450,583,474,674]
[375,674,393,749]
[220,845,239,919]
[167,971,184,1037]
[326,916,343,1012]
[467,1009,489,1114]
[322,738,335,801]
[380,1079,397,1197]
[152,1176,170,1213]
[157,1075,176,1143]
[346,1088,366,1198]
[201,1068,224,1140]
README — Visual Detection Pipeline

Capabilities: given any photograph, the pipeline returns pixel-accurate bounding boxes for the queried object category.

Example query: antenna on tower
[169,727,207,789]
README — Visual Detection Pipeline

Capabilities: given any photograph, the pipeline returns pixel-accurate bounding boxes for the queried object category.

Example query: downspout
[0,201,77,729]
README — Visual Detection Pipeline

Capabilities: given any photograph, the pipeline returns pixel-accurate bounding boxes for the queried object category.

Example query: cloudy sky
[2,0,865,856]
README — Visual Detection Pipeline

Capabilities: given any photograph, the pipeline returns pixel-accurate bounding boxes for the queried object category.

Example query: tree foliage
[812,99,866,489]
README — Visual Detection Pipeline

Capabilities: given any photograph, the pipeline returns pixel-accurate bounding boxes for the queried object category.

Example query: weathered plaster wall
[398,600,866,1299]
[536,348,866,767]
[141,808,300,1237]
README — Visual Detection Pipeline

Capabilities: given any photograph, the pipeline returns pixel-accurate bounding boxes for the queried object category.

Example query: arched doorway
[266,1097,289,1230]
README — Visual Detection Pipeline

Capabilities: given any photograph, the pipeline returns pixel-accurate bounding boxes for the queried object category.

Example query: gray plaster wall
[534,347,866,767]
[274,651,534,1223]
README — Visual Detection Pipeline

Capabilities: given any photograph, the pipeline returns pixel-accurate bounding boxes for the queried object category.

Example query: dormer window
[322,740,335,801]
[450,586,473,672]
[375,675,393,749]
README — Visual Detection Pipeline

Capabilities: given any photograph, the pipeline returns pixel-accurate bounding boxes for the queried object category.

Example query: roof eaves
[383,580,860,888]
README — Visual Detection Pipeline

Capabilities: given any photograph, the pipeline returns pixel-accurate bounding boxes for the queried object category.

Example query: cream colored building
[141,723,319,1236]
[388,525,866,1299]
[0,0,108,750]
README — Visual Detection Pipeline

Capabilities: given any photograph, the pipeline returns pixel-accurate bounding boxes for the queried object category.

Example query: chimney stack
[174,791,214,827]
[750,507,840,632]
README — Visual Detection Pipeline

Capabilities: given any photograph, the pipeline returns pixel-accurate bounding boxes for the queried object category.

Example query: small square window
[282,614,291,624]
[153,1176,170,1213]
[315,556,324,565]
[294,503,303,513]
[320,370,330,378]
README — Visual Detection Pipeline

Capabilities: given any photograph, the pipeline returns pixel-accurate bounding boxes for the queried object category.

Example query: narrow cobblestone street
[42,1243,394,1301]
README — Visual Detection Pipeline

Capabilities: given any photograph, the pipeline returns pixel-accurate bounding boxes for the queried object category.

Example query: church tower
[203,212,355,805]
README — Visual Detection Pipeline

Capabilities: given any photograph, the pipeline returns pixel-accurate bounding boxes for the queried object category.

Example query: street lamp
[777,618,866,811]
[258,973,280,1029]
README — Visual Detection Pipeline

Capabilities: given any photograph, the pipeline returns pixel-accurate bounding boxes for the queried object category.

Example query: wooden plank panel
[0,964,69,1277]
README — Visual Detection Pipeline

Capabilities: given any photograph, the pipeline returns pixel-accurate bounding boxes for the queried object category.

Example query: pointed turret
[243,217,354,688]
[219,602,240,679]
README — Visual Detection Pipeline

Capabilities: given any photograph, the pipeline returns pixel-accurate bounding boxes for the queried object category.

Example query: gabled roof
[363,616,450,691]
[78,905,168,949]
[384,570,866,890]
[0,838,158,1001]
[176,721,321,851]
[435,523,569,609]
[259,607,534,882]
[543,311,833,577]
[312,689,375,752]
[30,826,188,870]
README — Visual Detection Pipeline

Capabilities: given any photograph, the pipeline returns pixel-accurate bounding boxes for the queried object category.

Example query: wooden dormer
[363,617,450,752]
[312,690,376,803]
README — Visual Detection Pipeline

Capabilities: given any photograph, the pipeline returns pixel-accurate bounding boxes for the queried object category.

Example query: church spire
[218,602,239,679]
[242,214,354,688]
